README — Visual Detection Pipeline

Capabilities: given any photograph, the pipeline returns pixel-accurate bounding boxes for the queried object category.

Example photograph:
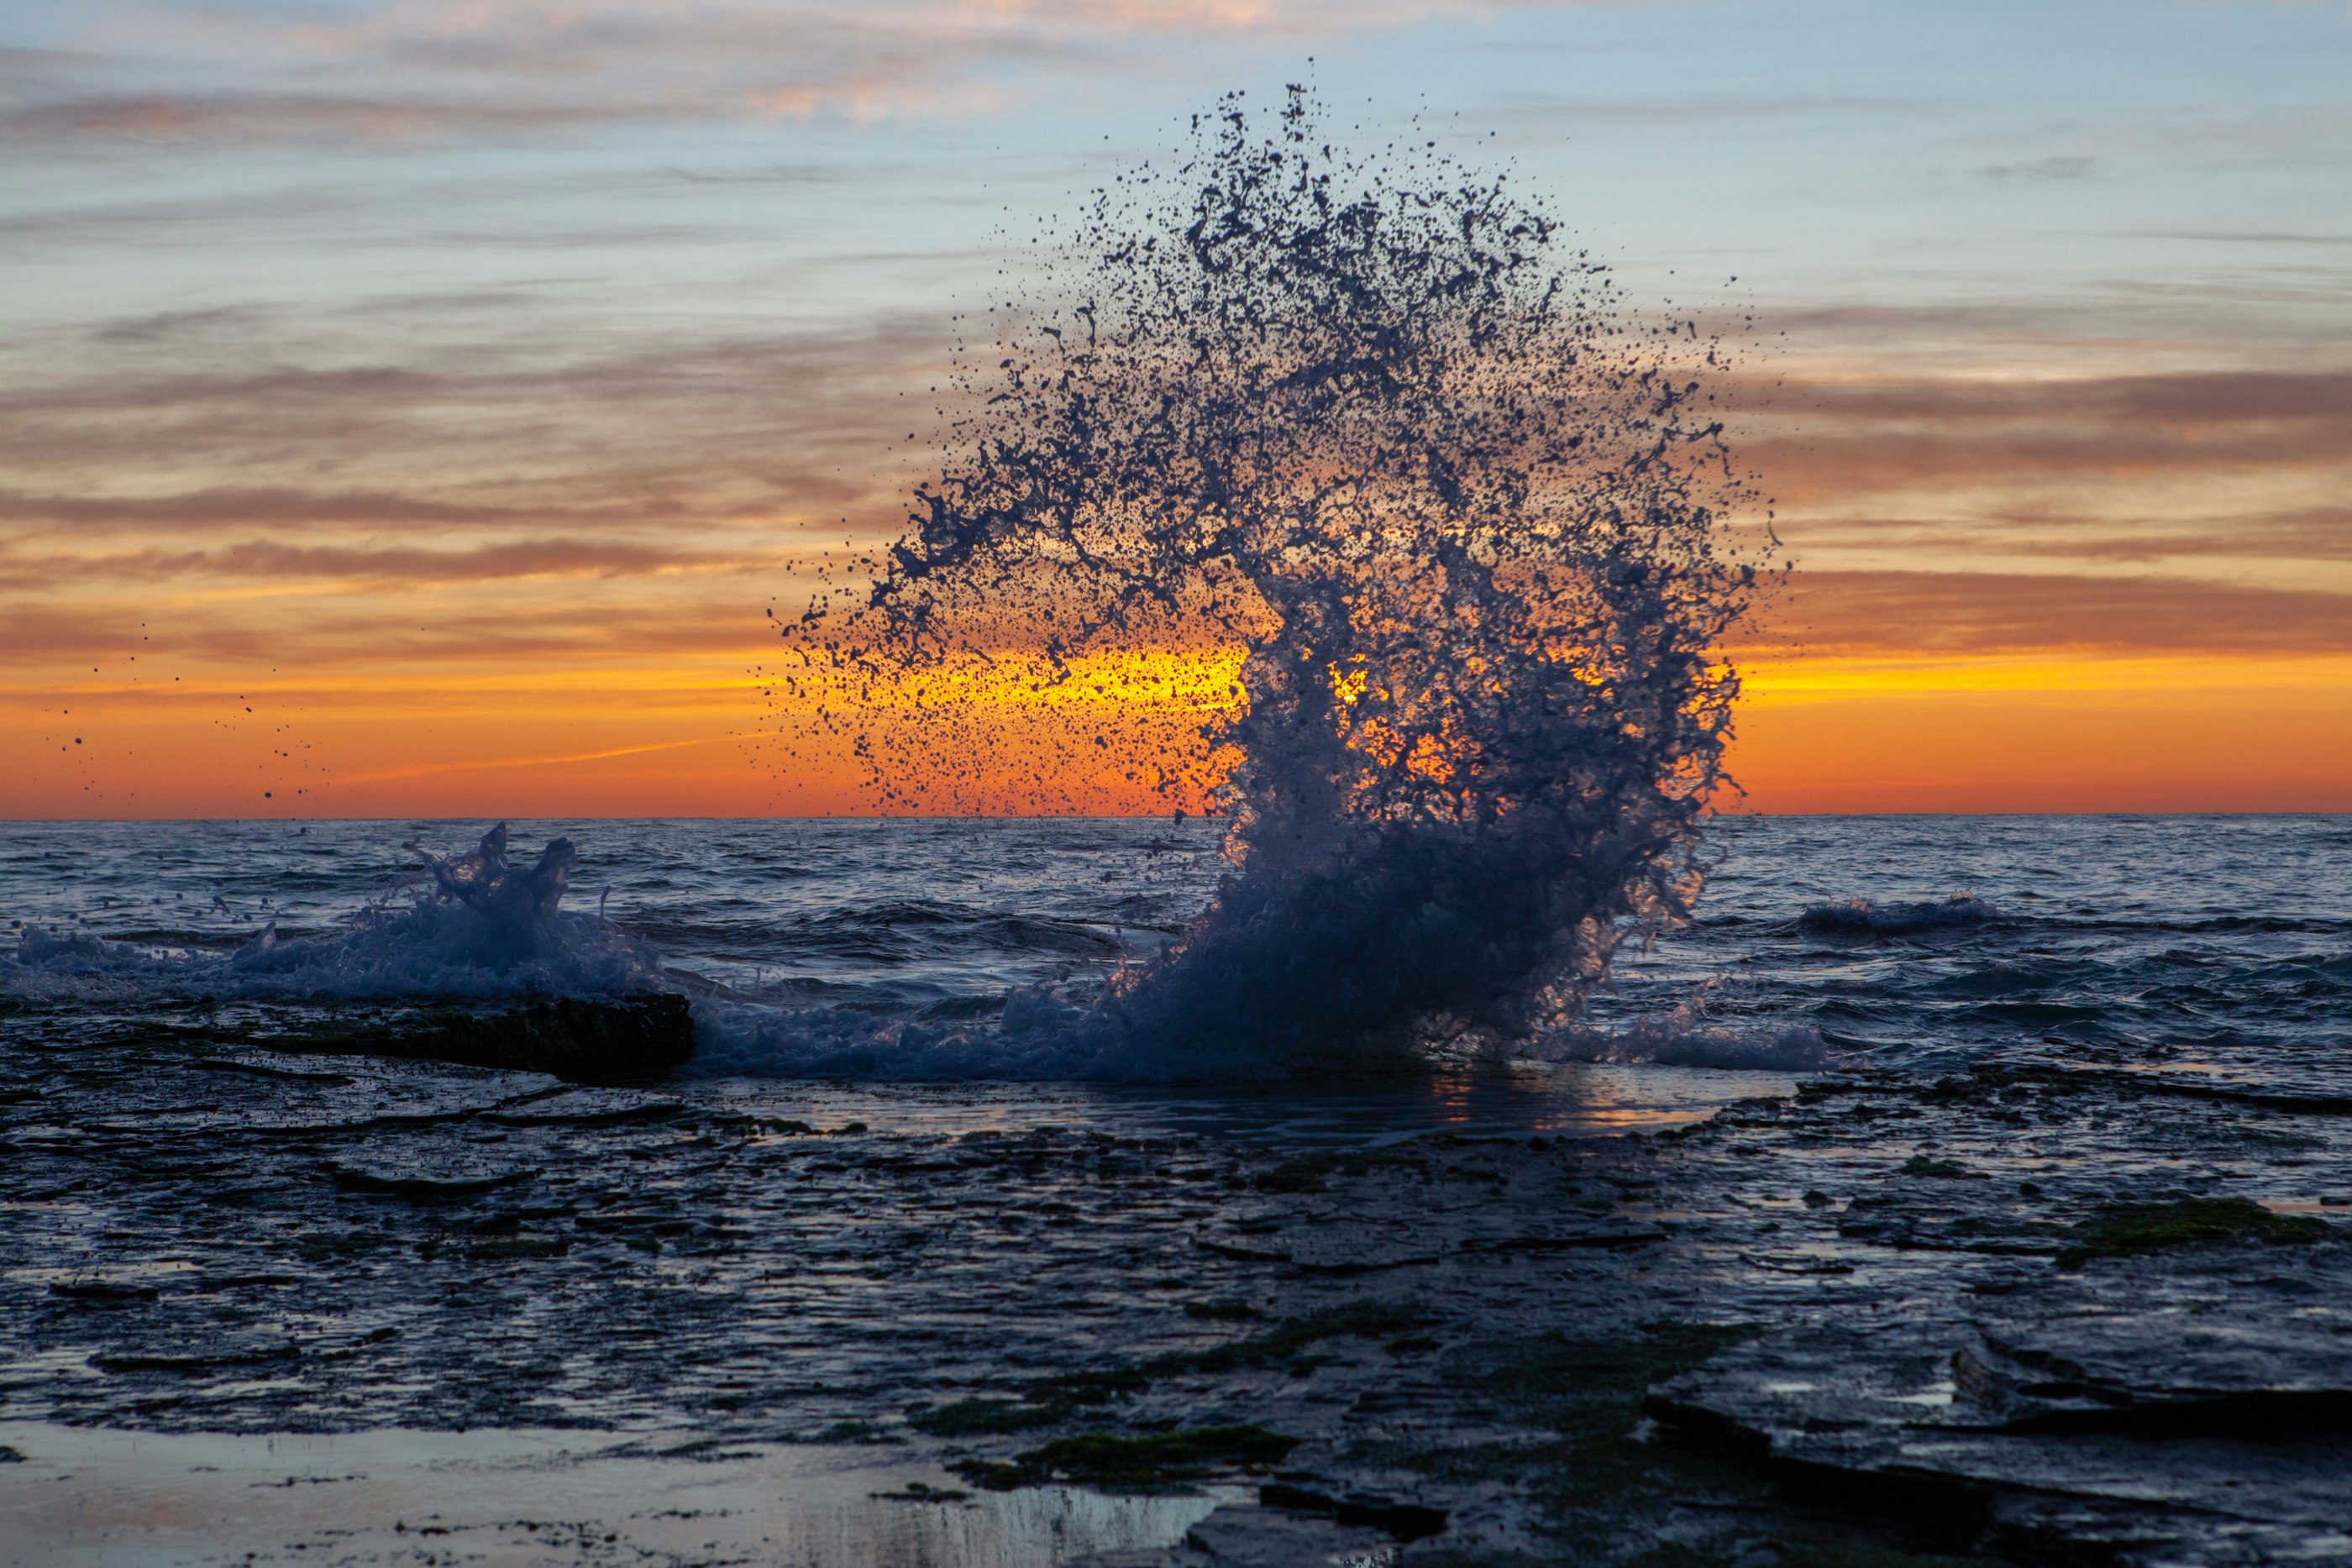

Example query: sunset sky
[5,0,2349,817]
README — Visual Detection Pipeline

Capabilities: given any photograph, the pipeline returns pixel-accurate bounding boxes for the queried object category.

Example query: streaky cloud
[1755,569,2352,656]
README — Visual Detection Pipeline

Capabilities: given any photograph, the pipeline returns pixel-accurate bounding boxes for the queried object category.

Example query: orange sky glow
[12,350,2346,818]
[10,641,2349,819]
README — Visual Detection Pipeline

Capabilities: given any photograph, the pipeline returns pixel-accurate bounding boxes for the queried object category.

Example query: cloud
[1752,569,2352,656]
[0,534,780,593]
[0,93,611,145]
[1482,89,1930,130]
[1,0,1529,147]
[1744,365,2352,500]
[333,735,731,784]
[0,311,942,536]
[0,488,621,530]
[0,586,777,666]
[2115,229,2352,247]
[1782,366,2352,425]
[1977,154,2097,181]
[87,307,269,343]
[1787,504,2352,567]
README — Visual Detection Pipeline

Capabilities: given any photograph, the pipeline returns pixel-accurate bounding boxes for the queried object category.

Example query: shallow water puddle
[0,1424,1243,1567]
[693,1062,1801,1146]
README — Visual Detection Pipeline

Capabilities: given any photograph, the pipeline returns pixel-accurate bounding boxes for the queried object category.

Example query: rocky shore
[3,1020,2347,1565]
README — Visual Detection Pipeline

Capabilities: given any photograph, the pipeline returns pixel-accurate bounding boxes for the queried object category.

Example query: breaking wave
[762,87,1772,1077]
[1558,1024,1831,1073]
[1548,979,1831,1072]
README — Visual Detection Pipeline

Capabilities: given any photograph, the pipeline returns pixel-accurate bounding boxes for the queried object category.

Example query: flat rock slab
[1966,1251,2352,1429]
[271,994,696,1084]
[1068,1504,1399,1566]
[1194,1213,1658,1273]
[1646,1248,2352,1565]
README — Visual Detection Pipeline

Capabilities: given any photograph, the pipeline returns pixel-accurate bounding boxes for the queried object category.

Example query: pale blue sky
[7,2,2347,352]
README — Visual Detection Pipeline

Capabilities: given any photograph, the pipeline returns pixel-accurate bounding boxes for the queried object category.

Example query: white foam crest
[1798,894,1998,936]
[1552,1019,1830,1073]
[1545,981,1831,1072]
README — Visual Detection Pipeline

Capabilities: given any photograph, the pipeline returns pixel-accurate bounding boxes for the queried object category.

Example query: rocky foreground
[3,1014,2349,1565]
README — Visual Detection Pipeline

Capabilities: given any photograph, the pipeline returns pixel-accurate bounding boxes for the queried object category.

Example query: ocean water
[3,813,2349,1565]
[3,813,2345,1093]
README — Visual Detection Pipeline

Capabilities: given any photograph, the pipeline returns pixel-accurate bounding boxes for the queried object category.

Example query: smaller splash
[1798,895,1998,936]
[422,823,580,965]
[2,825,663,1007]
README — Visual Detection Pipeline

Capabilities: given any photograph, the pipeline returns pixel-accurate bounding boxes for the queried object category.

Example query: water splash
[2,825,661,1007]
[421,822,582,966]
[774,89,1775,1072]
[1551,982,1831,1072]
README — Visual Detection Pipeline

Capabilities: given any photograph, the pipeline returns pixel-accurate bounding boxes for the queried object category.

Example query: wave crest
[1798,895,1999,936]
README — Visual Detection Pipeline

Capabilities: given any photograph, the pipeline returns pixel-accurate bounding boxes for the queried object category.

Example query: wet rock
[326,1164,538,1204]
[1183,1503,1402,1562]
[1066,1503,1400,1566]
[281,994,695,1084]
[1453,1221,1666,1254]
[90,1342,300,1377]
[1194,1222,1441,1272]
[1257,1481,1447,1540]
[1646,1251,2352,1565]
[1963,1249,2352,1435]
[2053,1195,2338,1270]
[1193,1209,1659,1272]
[954,1424,1299,1490]
[13,1010,2352,1563]
[48,1280,159,1304]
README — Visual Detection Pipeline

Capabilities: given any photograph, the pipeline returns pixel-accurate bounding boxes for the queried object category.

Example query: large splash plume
[774,88,1774,1071]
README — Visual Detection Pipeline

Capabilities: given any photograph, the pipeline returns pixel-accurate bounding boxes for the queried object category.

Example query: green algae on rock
[2055,1195,2337,1269]
[956,1424,1299,1491]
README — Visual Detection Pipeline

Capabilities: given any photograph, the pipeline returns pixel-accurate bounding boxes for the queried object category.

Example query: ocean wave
[1798,894,1999,936]
[6,819,1845,1085]
[1549,1004,1832,1072]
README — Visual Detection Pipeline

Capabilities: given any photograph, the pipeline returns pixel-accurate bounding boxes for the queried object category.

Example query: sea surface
[2,814,2348,1565]
[4,813,2345,1089]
